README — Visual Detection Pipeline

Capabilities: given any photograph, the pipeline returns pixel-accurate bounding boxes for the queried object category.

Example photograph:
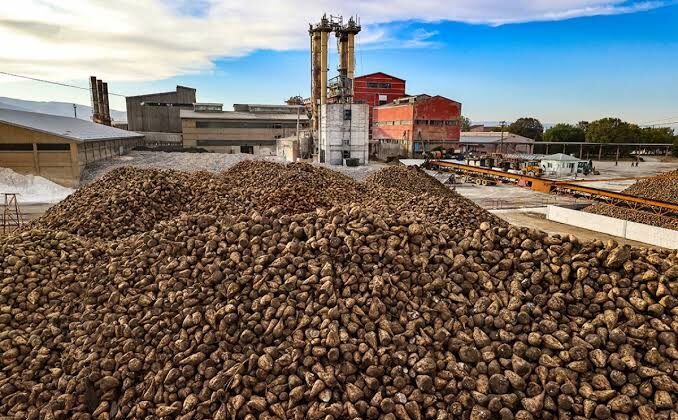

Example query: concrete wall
[319,103,369,165]
[277,137,299,162]
[546,205,678,249]
[126,86,196,133]
[182,117,305,155]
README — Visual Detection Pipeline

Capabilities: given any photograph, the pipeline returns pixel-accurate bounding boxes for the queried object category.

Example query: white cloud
[0,0,668,81]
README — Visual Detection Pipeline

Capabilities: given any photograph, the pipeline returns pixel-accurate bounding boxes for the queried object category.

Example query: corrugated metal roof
[180,110,308,121]
[542,153,582,161]
[0,108,143,142]
[460,132,535,143]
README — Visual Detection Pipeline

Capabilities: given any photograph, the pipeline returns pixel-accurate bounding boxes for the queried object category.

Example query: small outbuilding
[0,109,143,187]
[539,153,587,177]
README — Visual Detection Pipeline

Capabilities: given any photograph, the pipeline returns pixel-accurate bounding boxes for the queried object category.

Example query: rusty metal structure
[89,76,111,125]
[309,15,361,135]
[426,160,678,218]
[1,193,24,234]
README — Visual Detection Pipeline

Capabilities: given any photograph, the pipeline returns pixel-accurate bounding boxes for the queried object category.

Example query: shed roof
[460,132,534,144]
[542,153,582,161]
[180,110,308,121]
[0,108,143,142]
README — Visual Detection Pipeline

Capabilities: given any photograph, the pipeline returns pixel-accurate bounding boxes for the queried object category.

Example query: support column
[320,30,329,107]
[579,143,583,159]
[347,33,356,93]
[598,144,603,160]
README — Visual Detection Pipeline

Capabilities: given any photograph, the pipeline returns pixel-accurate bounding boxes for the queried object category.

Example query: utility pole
[499,120,506,154]
[73,104,77,118]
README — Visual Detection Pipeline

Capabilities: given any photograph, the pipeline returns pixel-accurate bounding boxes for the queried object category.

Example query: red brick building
[372,94,462,157]
[353,72,406,137]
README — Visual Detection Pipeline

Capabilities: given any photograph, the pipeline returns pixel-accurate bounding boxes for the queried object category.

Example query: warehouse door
[240,145,254,154]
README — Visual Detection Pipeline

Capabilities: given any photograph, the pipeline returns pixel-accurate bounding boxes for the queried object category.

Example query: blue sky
[1,1,677,127]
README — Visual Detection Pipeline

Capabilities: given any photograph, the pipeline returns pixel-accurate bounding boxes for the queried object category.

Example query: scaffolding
[2,193,24,234]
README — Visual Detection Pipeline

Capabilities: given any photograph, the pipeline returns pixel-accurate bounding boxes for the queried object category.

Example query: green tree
[460,116,472,131]
[673,137,678,157]
[640,127,675,144]
[544,123,586,143]
[508,117,544,141]
[585,118,641,143]
[577,121,589,132]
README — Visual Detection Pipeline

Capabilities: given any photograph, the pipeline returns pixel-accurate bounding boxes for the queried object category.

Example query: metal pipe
[347,33,356,90]
[320,30,329,106]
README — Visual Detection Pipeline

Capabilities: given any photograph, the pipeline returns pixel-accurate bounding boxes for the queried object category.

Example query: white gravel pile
[81,151,285,183]
[0,168,74,203]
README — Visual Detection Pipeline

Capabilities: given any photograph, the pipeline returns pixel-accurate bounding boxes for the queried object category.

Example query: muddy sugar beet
[1,161,676,419]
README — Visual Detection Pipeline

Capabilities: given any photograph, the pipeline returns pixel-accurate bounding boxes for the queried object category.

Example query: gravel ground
[80,152,285,184]
[81,151,390,184]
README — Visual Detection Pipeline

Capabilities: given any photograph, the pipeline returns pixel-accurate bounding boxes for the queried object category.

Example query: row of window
[374,119,459,127]
[0,143,70,151]
[195,121,304,129]
[366,82,392,89]
[196,140,277,146]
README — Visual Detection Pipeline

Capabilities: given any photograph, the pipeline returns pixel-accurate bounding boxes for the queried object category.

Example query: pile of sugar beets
[1,162,676,419]
[586,169,678,231]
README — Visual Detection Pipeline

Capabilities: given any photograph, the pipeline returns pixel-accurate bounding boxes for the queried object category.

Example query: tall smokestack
[101,82,111,125]
[90,76,100,123]
[96,79,104,124]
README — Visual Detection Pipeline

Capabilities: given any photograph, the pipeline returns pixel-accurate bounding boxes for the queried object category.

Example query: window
[37,143,70,151]
[344,109,352,120]
[195,121,299,129]
[367,82,392,89]
[445,120,459,126]
[430,120,444,126]
[0,143,33,151]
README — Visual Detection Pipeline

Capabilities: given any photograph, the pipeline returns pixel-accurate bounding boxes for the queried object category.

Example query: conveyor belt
[427,160,678,217]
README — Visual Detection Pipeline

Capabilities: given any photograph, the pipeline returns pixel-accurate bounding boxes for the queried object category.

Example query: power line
[0,71,127,97]
[637,115,678,125]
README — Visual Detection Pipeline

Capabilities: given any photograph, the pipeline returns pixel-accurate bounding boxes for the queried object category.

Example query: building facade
[372,95,462,158]
[353,73,406,138]
[126,86,196,133]
[0,109,143,187]
[318,103,369,165]
[181,104,308,154]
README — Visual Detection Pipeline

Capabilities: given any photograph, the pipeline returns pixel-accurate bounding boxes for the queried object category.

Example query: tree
[640,127,675,144]
[285,96,304,105]
[577,121,589,132]
[586,118,641,143]
[508,117,544,141]
[460,116,472,131]
[544,123,586,143]
[673,137,678,157]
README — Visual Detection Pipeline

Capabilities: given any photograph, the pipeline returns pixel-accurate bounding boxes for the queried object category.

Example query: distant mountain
[0,97,126,122]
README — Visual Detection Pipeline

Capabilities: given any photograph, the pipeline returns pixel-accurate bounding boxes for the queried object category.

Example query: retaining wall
[546,205,678,249]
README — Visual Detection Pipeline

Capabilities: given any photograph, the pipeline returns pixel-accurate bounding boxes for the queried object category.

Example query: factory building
[353,72,406,138]
[372,95,462,158]
[181,103,308,154]
[126,86,196,133]
[0,109,143,187]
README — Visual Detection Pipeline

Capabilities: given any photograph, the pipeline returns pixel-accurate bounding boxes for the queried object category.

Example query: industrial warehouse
[0,5,678,420]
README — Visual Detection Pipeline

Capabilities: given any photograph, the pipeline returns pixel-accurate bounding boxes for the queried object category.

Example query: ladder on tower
[2,193,24,234]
